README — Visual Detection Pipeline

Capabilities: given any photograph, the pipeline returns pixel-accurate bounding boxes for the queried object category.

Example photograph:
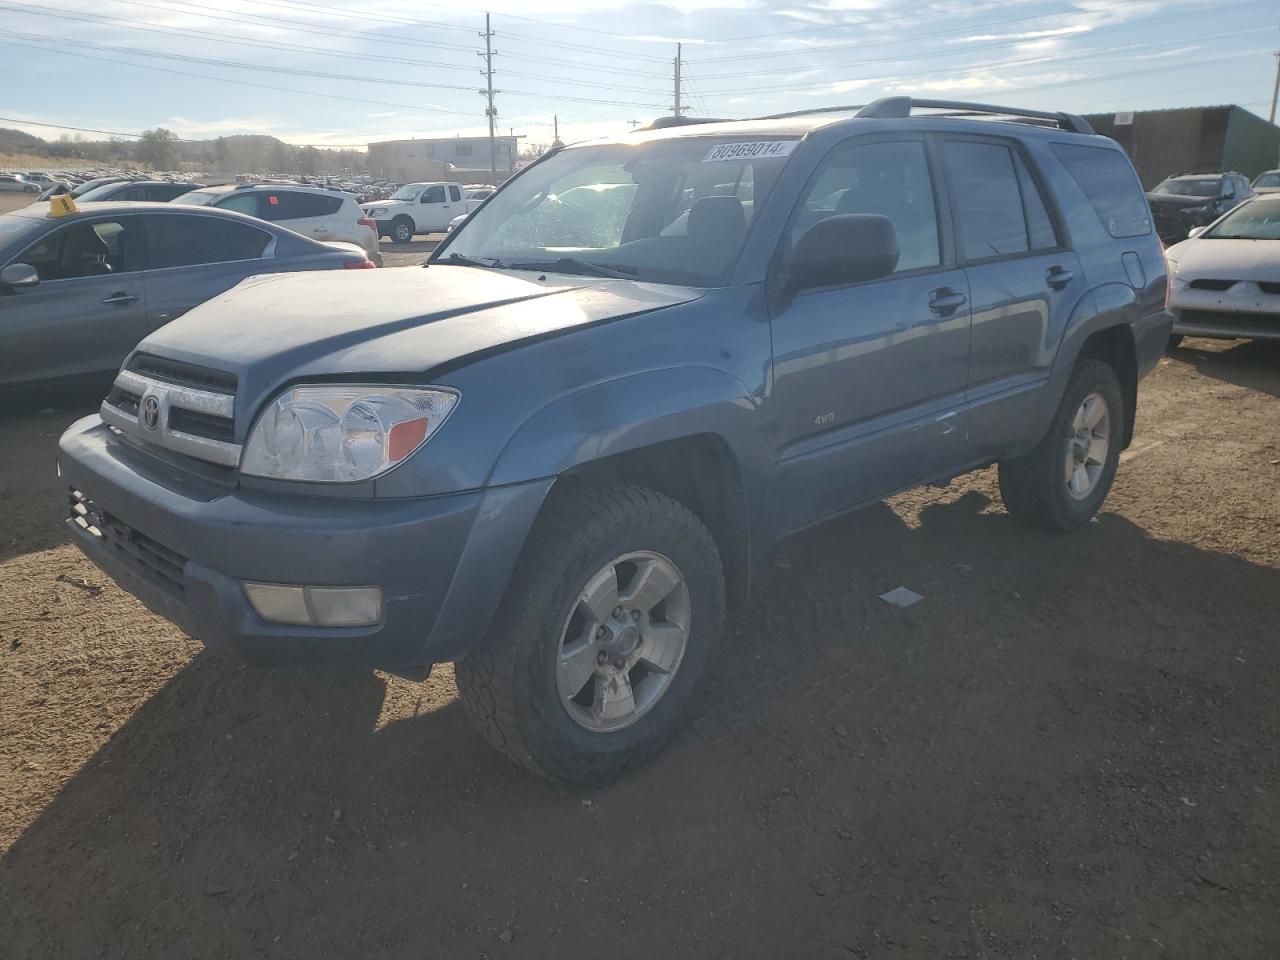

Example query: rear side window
[143,215,271,269]
[448,185,462,202]
[944,140,1054,260]
[1049,143,1151,238]
[260,191,344,220]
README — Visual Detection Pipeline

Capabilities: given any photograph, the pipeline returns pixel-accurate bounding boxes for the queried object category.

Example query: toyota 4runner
[58,98,1172,783]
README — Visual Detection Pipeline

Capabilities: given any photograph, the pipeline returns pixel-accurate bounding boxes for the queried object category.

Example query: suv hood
[1147,192,1212,207]
[137,265,702,417]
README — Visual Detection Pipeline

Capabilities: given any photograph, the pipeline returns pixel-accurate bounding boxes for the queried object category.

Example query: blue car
[58,97,1170,782]
[0,201,373,390]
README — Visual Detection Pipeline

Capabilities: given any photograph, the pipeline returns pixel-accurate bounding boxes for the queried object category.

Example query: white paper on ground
[879,586,924,608]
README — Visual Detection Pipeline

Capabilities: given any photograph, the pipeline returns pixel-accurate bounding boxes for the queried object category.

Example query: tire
[390,217,414,244]
[1167,334,1184,351]
[998,358,1124,532]
[456,482,725,784]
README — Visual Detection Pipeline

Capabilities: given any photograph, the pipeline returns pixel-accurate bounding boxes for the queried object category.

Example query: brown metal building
[1082,105,1280,189]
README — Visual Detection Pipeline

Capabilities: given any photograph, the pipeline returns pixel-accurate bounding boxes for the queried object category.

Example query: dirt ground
[2,333,1279,958]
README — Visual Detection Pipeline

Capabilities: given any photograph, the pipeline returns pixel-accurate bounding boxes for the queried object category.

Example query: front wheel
[998,359,1124,531]
[390,217,414,244]
[455,482,725,784]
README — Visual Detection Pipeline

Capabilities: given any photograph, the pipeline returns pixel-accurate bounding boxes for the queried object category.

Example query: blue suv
[57,98,1172,782]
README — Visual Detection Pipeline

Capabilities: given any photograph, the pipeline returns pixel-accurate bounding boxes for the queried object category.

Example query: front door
[938,135,1088,458]
[771,135,972,533]
[0,215,148,387]
[417,184,453,231]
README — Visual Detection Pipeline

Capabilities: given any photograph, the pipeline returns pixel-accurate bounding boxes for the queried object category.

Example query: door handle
[928,288,967,315]
[1046,266,1074,290]
[100,293,138,305]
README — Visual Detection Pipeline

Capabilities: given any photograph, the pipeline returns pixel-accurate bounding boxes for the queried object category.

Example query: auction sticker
[703,140,798,162]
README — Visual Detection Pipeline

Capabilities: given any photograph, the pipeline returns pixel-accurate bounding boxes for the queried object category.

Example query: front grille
[169,407,236,444]
[69,488,188,600]
[105,386,139,416]
[102,356,241,467]
[1189,278,1236,291]
[127,353,238,395]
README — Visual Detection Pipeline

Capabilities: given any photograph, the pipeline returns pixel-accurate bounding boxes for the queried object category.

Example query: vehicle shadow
[0,392,104,563]
[1174,337,1280,399]
[4,489,1278,957]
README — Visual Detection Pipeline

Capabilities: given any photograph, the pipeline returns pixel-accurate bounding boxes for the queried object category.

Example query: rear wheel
[998,359,1124,531]
[390,217,414,244]
[455,482,724,784]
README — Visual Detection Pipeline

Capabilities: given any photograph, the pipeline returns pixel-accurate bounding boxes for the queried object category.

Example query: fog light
[243,583,311,625]
[306,586,383,627]
[243,583,382,627]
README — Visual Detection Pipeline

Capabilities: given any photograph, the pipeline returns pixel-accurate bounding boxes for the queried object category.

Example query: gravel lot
[1,235,1278,956]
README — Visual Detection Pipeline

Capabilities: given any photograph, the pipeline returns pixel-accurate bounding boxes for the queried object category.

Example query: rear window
[1049,143,1151,238]
[261,191,344,220]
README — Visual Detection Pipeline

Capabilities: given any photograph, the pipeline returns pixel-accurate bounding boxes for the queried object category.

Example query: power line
[98,0,667,78]
[0,29,668,108]
[0,1,662,94]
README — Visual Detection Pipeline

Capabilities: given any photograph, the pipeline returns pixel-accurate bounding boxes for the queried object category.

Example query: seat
[62,226,113,278]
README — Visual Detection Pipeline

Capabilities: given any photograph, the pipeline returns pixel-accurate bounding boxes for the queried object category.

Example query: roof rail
[636,115,731,131]
[756,105,867,121]
[856,97,1094,134]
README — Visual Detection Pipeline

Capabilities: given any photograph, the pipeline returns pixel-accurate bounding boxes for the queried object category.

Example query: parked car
[361,181,473,242]
[66,176,130,198]
[75,180,206,203]
[1146,172,1253,244]
[1253,169,1280,195]
[0,201,373,389]
[445,211,468,233]
[175,183,381,265]
[57,96,1170,783]
[0,174,41,194]
[1165,194,1280,347]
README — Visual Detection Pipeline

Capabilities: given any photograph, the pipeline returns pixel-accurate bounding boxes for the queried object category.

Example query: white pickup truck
[362,181,486,243]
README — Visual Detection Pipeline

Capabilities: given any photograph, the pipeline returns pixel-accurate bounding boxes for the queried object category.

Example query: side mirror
[0,263,39,288]
[1187,226,1206,239]
[789,214,899,292]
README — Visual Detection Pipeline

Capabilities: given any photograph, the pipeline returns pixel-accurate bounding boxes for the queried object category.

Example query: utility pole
[480,13,498,184]
[1270,50,1279,125]
[672,42,685,118]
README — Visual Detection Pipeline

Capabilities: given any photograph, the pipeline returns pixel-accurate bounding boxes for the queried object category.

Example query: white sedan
[1165,195,1280,347]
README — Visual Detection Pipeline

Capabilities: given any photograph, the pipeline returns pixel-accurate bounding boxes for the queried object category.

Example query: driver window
[792,139,941,272]
[16,219,135,281]
[422,185,446,203]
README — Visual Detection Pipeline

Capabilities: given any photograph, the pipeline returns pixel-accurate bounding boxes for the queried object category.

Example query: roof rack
[855,97,1094,134]
[637,115,731,131]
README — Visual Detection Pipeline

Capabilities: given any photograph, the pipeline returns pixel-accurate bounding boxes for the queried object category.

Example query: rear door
[138,212,275,327]
[0,215,148,386]
[938,134,1086,459]
[770,134,973,531]
[265,190,345,242]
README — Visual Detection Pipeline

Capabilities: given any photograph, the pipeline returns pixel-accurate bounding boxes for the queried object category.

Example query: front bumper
[1170,282,1280,341]
[58,416,550,667]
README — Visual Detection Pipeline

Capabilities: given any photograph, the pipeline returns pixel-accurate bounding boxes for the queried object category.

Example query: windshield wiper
[436,253,507,269]
[507,257,637,280]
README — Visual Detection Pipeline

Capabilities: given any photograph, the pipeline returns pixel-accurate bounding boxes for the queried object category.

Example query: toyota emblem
[140,394,161,431]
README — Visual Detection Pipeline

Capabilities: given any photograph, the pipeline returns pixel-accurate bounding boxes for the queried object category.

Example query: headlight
[241,384,458,482]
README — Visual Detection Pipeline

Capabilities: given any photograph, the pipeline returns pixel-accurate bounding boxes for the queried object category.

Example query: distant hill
[0,127,47,155]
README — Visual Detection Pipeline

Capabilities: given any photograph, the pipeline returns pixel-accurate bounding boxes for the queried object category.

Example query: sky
[0,0,1277,151]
